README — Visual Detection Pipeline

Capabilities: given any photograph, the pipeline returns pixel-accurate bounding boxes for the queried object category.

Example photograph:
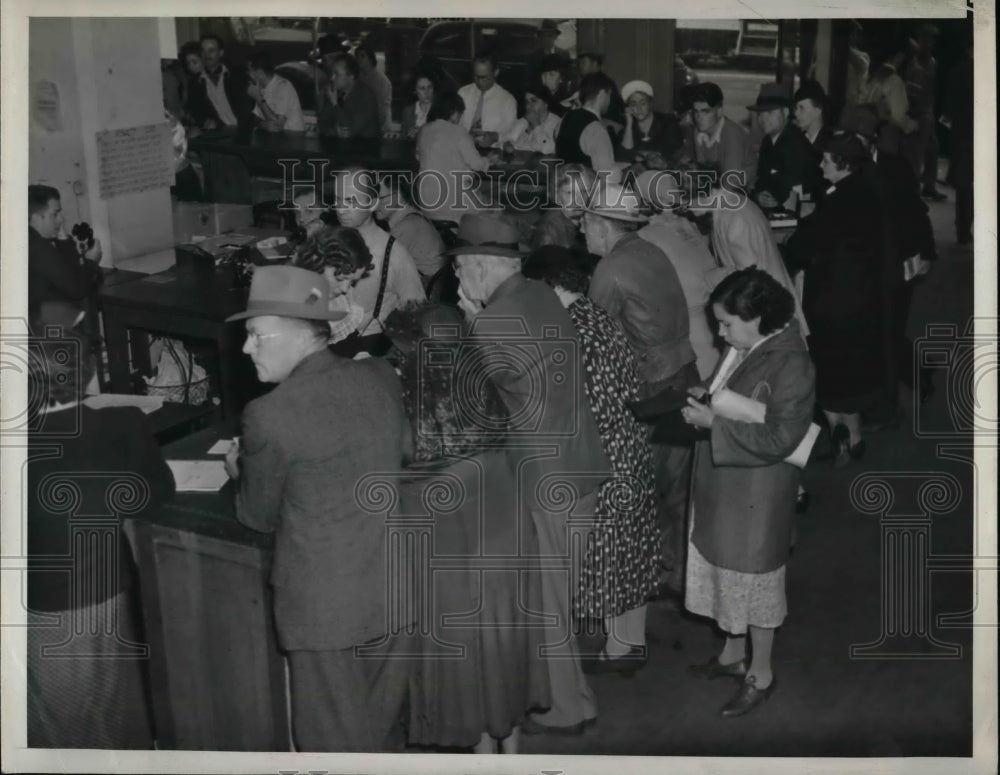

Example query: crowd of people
[26,18,973,754]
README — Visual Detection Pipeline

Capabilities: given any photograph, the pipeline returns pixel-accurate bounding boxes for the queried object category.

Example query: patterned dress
[568,296,661,619]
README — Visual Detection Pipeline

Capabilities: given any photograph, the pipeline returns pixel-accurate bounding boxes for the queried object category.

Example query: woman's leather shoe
[686,656,749,681]
[832,425,851,468]
[720,675,777,717]
[583,646,648,677]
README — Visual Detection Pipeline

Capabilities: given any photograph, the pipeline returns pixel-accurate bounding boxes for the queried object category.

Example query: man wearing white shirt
[330,168,426,339]
[247,52,305,133]
[458,54,517,147]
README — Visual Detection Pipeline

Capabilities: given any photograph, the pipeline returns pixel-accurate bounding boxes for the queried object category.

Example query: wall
[577,19,677,110]
[29,18,174,265]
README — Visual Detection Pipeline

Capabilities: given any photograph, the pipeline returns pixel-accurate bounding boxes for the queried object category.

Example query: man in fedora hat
[583,182,699,598]
[448,213,611,735]
[839,105,937,421]
[225,265,413,752]
[749,82,814,211]
[528,19,569,82]
[792,79,834,203]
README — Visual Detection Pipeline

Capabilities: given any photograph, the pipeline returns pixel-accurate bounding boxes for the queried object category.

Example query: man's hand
[261,119,282,133]
[475,131,499,147]
[247,83,262,102]
[81,237,103,263]
[203,118,218,131]
[681,396,715,428]
[224,438,240,480]
[756,191,778,209]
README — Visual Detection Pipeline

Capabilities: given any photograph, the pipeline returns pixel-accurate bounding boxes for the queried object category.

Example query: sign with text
[96,122,174,199]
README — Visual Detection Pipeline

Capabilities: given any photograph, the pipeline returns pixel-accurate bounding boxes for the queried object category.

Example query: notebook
[166,460,230,492]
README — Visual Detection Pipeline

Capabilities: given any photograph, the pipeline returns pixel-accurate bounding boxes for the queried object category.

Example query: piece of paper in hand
[83,393,165,414]
[166,460,230,492]
[710,388,820,469]
[206,439,235,455]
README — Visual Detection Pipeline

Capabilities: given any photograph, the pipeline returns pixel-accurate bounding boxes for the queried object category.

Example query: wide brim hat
[747,81,792,111]
[443,214,523,258]
[621,80,654,104]
[582,181,651,223]
[838,104,880,139]
[226,265,346,322]
[633,170,687,211]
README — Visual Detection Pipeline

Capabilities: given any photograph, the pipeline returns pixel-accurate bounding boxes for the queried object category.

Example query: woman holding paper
[680,268,816,718]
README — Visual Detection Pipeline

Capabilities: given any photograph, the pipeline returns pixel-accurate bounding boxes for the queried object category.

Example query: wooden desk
[123,426,288,751]
[98,267,260,425]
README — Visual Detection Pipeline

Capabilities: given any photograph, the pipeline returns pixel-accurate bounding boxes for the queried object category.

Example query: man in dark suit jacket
[186,34,254,131]
[749,83,814,211]
[318,53,381,139]
[226,266,412,752]
[448,214,611,735]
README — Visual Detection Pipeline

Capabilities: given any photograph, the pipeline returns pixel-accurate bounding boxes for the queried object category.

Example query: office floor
[515,189,977,757]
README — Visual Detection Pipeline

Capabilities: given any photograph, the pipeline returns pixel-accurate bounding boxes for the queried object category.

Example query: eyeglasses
[246,331,283,346]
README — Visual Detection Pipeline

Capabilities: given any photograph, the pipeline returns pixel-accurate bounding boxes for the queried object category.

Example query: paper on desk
[711,388,820,469]
[83,393,165,414]
[206,439,236,455]
[166,460,230,492]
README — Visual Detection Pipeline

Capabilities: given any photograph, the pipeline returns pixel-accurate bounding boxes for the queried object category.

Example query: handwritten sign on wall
[96,123,174,199]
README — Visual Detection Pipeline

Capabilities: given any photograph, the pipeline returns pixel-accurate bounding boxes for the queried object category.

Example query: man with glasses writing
[458,54,517,149]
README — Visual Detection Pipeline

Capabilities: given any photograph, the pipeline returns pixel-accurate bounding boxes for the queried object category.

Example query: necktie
[471,90,484,131]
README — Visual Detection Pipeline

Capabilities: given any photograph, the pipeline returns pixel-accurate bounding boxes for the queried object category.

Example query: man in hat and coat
[225,265,413,752]
[792,79,834,202]
[448,214,611,736]
[749,82,815,211]
[527,20,570,82]
[582,183,698,597]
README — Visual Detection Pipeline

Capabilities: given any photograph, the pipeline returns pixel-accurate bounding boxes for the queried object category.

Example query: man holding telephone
[27,184,103,332]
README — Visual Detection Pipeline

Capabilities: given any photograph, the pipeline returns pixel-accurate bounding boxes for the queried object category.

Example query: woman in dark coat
[783,132,886,466]
[384,302,550,754]
[680,268,815,718]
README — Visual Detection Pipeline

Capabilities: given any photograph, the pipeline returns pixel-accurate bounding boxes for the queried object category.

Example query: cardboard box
[172,202,253,244]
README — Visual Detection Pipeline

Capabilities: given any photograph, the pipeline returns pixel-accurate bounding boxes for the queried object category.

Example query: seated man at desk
[457,53,518,148]
[186,34,253,132]
[748,83,814,212]
[318,53,381,139]
[28,184,103,331]
[690,82,757,192]
[225,265,413,752]
[556,72,628,183]
[247,51,305,133]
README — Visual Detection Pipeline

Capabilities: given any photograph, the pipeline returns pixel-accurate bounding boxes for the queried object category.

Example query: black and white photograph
[1,2,995,774]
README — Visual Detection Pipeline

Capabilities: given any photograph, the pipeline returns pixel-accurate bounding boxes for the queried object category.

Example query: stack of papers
[166,460,230,492]
[83,393,164,414]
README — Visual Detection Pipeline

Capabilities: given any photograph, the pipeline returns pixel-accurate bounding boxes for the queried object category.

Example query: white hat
[621,80,654,103]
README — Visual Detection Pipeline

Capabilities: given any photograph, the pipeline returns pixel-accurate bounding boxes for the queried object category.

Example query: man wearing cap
[448,213,610,735]
[690,82,757,191]
[226,265,413,752]
[539,53,575,117]
[749,82,814,211]
[792,80,834,204]
[619,81,688,170]
[839,105,937,417]
[528,19,569,82]
[582,182,699,596]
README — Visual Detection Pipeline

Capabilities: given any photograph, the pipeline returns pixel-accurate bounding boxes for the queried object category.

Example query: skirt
[684,507,787,634]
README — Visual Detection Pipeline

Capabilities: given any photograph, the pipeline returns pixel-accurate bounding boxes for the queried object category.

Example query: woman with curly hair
[521,245,660,674]
[382,301,550,754]
[292,224,395,358]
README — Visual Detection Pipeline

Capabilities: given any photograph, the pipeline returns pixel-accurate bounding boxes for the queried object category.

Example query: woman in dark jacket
[27,331,176,747]
[680,268,815,718]
[783,132,886,466]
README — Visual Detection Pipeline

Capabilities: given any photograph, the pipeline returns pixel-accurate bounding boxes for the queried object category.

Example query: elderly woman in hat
[382,300,550,754]
[619,80,688,170]
[502,79,563,156]
[783,132,887,467]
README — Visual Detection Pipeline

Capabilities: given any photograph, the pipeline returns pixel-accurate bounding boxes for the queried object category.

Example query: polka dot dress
[569,297,661,620]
